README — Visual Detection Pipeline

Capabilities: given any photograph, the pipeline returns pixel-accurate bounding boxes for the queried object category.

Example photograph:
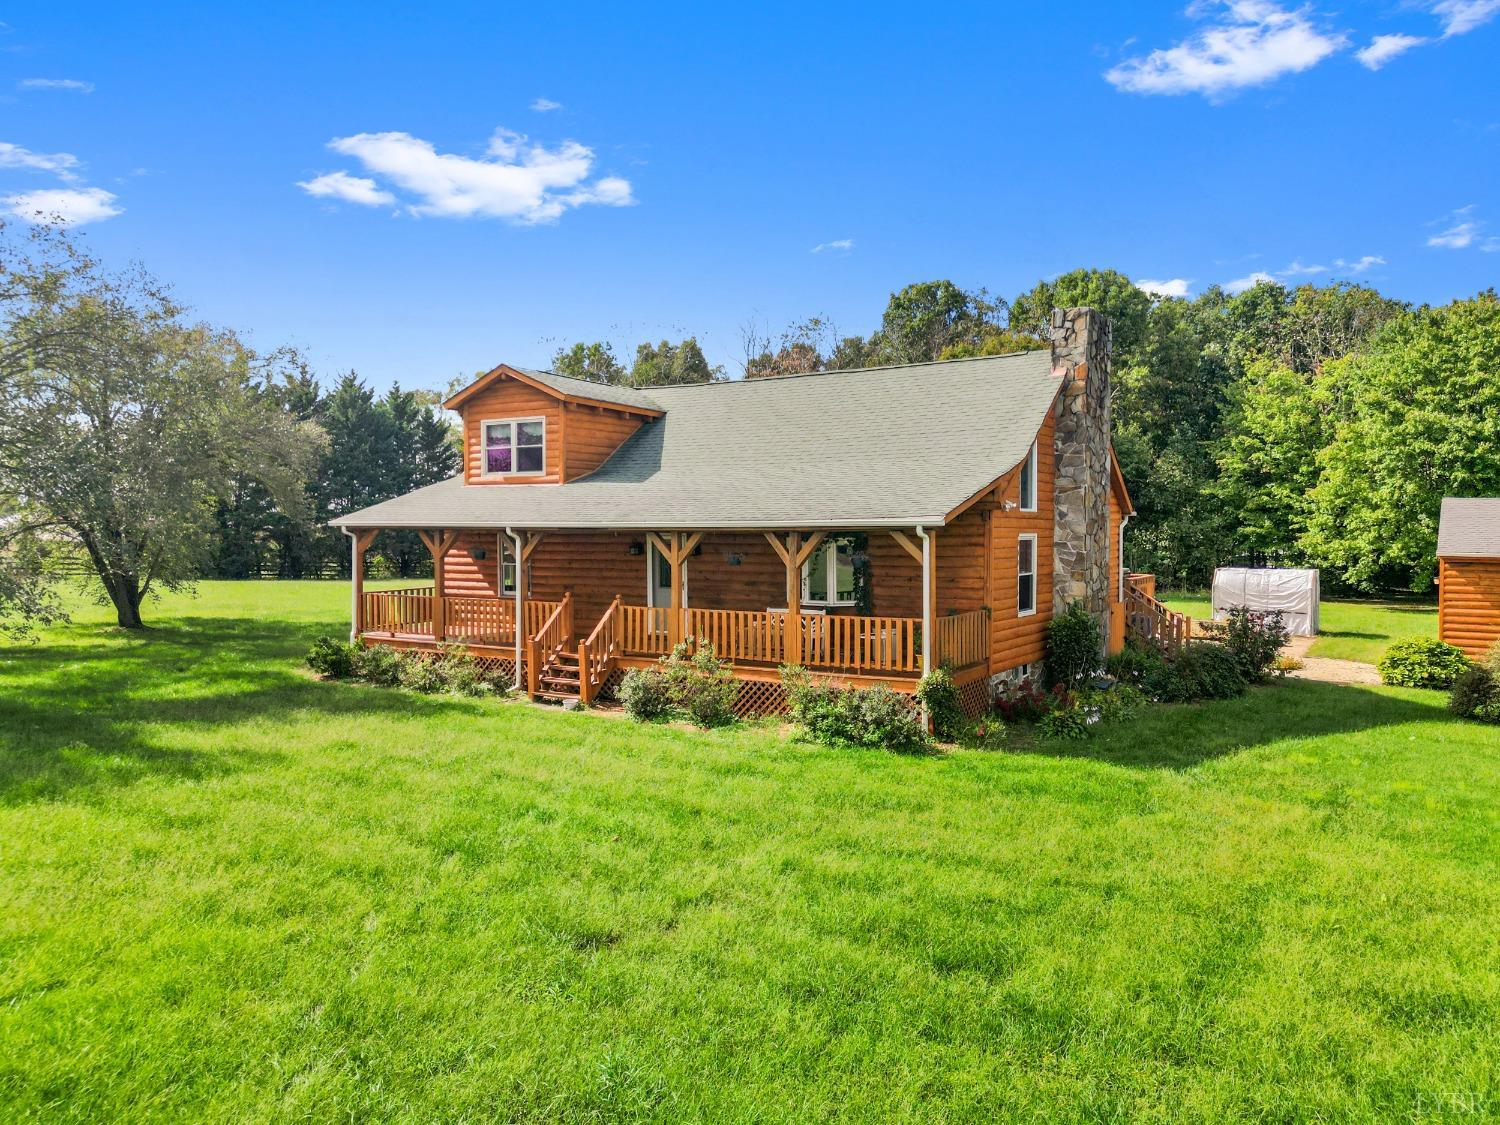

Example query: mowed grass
[2,583,1498,1122]
[1163,594,1438,664]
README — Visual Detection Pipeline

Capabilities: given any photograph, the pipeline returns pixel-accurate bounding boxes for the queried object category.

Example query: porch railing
[799,613,922,673]
[933,609,989,670]
[684,607,786,665]
[361,587,561,646]
[620,604,673,656]
[526,592,573,697]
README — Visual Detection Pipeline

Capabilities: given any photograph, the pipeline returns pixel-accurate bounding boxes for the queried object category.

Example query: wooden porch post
[920,527,937,676]
[418,529,461,641]
[649,532,702,648]
[347,529,378,643]
[784,532,801,665]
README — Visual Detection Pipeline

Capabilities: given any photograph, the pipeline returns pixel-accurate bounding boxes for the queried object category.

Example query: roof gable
[444,364,663,417]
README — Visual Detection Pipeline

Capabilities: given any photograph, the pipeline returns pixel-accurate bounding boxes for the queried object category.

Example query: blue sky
[3,1,1496,392]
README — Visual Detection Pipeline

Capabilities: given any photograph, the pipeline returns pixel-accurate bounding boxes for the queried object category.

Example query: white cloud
[1427,205,1481,248]
[18,77,94,93]
[530,97,562,112]
[1431,0,1500,36]
[1224,270,1276,293]
[1334,254,1385,273]
[811,238,854,254]
[305,127,635,224]
[0,140,81,182]
[297,170,396,207]
[1137,277,1191,298]
[1105,1,1346,98]
[1279,259,1328,275]
[1356,34,1427,69]
[4,186,121,225]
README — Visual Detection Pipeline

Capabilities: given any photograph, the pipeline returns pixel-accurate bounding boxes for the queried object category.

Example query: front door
[647,540,673,609]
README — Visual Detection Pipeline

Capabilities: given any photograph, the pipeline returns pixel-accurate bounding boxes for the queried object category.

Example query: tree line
[3,220,1494,634]
[553,271,1499,593]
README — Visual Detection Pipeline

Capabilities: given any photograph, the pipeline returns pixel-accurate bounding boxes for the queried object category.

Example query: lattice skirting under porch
[957,676,993,720]
[593,667,791,718]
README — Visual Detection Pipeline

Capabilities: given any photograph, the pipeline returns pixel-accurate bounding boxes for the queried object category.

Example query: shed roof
[1437,497,1500,559]
[336,350,1064,530]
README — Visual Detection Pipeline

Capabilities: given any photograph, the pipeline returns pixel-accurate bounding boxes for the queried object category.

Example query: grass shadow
[1024,679,1441,771]
[0,614,500,806]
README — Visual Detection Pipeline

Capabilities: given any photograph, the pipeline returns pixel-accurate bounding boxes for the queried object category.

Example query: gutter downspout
[506,527,525,693]
[342,529,359,644]
[1118,513,1133,604]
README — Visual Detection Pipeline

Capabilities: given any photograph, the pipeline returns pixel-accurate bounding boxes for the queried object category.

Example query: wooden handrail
[1124,586,1192,651]
[579,595,623,704]
[527,592,572,699]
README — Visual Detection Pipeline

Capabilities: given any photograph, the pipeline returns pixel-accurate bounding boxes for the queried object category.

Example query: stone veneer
[1049,307,1113,647]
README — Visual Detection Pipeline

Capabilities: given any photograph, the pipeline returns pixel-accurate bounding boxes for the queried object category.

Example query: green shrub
[1378,639,1471,689]
[1046,601,1100,688]
[619,668,673,720]
[1483,641,1500,678]
[1082,683,1148,723]
[1145,641,1246,702]
[434,645,497,697]
[397,652,445,693]
[1448,666,1499,722]
[1201,606,1291,683]
[306,636,360,679]
[916,666,965,741]
[1037,706,1090,741]
[1105,640,1166,687]
[355,644,405,686]
[780,665,929,751]
[661,641,738,728]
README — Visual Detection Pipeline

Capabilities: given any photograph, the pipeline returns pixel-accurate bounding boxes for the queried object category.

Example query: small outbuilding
[1437,497,1500,658]
[1211,567,1320,637]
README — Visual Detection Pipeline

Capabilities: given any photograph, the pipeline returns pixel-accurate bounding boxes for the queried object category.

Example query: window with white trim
[801,538,857,606]
[1018,533,1037,616]
[1019,440,1038,512]
[482,417,545,476]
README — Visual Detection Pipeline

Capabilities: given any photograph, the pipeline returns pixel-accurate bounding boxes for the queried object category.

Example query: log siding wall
[1438,557,1500,658]
[459,376,646,484]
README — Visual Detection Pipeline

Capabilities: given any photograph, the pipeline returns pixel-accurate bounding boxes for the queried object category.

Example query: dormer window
[483,418,545,476]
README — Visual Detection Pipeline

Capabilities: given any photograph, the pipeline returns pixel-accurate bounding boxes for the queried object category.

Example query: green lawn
[2,583,1498,1122]
[1163,594,1438,664]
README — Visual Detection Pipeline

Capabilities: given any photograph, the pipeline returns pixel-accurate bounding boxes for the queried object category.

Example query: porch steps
[537,650,583,702]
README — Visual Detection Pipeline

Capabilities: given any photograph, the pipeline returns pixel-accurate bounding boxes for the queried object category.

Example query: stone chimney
[1049,307,1113,637]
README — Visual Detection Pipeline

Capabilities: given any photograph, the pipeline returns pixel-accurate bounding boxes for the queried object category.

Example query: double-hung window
[1019,440,1038,512]
[801,538,857,606]
[482,418,545,476]
[1017,533,1037,616]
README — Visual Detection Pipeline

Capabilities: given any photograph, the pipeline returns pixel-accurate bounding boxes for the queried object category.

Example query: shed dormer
[443,365,663,485]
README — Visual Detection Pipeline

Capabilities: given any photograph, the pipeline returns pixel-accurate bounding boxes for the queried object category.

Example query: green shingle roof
[335,350,1062,531]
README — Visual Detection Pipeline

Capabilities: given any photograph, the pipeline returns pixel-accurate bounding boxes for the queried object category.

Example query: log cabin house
[1437,498,1500,658]
[330,306,1136,717]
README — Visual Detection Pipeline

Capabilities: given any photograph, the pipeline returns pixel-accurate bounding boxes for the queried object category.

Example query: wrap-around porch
[346,527,992,706]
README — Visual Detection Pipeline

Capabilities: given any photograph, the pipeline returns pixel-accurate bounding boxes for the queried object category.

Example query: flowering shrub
[995,676,1070,724]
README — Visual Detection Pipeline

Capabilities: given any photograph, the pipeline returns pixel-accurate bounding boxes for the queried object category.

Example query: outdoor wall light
[469,546,486,560]
[728,553,742,566]
[629,541,644,556]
